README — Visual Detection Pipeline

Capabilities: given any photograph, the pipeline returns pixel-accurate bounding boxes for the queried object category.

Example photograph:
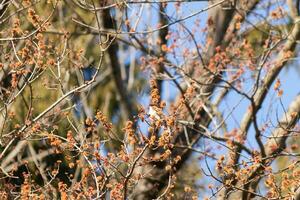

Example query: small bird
[148,104,172,134]
[148,104,162,121]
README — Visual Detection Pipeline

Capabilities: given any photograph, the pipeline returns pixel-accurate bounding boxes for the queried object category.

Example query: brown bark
[101,9,136,120]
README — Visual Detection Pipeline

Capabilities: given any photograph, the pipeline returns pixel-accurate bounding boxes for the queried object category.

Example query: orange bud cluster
[66,130,76,149]
[138,106,146,121]
[58,182,68,200]
[158,131,171,148]
[110,183,124,199]
[96,111,112,132]
[11,19,22,36]
[150,79,160,106]
[123,120,137,145]
[20,173,30,200]
[27,9,42,27]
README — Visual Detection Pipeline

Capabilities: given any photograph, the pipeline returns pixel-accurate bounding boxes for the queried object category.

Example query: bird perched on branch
[148,104,162,121]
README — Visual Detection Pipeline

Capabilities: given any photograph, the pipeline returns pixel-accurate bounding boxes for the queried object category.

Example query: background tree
[1,0,300,199]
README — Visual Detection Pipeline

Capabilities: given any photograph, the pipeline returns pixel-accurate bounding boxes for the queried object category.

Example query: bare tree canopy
[1,0,300,199]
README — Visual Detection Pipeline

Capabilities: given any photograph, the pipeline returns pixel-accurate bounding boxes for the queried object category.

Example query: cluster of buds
[123,120,137,145]
[148,79,165,122]
[96,111,112,132]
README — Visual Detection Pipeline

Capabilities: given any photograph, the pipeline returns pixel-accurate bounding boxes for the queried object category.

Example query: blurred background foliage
[0,0,200,195]
[0,0,147,190]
